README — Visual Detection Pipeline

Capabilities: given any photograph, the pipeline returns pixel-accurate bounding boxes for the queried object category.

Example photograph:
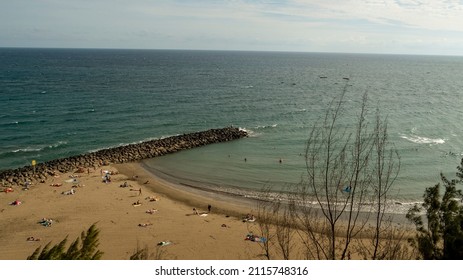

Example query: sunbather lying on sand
[157,241,172,246]
[39,218,53,227]
[243,214,256,222]
[138,222,153,227]
[10,199,22,206]
[145,196,159,202]
[145,209,158,214]
[26,237,41,242]
[61,189,76,195]
[50,183,62,187]
[132,200,142,206]
[245,233,267,243]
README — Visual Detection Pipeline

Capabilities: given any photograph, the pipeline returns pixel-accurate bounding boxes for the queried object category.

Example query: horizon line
[1,46,461,58]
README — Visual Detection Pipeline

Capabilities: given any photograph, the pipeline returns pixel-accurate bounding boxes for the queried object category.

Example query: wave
[1,119,48,127]
[47,141,68,149]
[238,124,278,137]
[254,124,278,130]
[11,147,42,153]
[2,141,68,156]
[400,134,445,145]
[238,127,259,137]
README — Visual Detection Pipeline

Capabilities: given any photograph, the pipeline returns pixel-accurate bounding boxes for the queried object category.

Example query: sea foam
[400,134,445,145]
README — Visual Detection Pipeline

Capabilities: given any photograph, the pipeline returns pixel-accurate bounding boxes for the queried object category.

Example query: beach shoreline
[115,162,261,222]
[0,159,416,260]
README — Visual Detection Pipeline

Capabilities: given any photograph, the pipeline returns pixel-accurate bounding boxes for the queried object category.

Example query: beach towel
[65,178,79,183]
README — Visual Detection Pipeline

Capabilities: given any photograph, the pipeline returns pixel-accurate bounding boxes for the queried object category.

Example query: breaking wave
[400,134,445,145]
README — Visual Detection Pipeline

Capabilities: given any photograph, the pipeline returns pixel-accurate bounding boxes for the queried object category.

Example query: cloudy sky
[1,0,463,55]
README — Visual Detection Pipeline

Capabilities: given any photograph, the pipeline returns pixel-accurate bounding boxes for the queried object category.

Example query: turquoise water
[1,48,463,206]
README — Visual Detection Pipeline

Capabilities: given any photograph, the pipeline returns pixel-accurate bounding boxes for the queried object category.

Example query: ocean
[1,48,463,211]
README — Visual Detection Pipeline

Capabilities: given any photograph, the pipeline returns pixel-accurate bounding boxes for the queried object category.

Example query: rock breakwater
[0,127,247,187]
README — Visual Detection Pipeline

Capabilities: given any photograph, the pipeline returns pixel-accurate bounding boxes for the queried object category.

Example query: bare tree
[253,189,278,260]
[274,193,297,260]
[368,110,401,259]
[294,84,401,259]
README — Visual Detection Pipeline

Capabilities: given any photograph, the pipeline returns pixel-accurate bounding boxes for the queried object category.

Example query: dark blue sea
[2,48,463,212]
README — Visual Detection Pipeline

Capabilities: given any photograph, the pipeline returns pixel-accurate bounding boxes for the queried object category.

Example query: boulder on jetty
[0,127,247,187]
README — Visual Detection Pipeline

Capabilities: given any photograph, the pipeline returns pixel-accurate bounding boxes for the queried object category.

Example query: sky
[1,0,463,56]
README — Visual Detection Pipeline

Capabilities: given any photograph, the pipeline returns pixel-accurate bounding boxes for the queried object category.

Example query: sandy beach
[0,162,272,260]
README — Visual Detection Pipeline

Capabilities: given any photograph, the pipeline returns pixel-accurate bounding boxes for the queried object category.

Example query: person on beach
[138,188,142,196]
[243,213,256,222]
[39,218,53,227]
[146,209,158,214]
[10,199,22,206]
[4,187,13,193]
[138,222,152,227]
[27,237,41,242]
[193,208,198,215]
[208,204,212,213]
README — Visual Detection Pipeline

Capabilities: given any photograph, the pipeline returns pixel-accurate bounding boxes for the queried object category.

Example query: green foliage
[130,244,151,260]
[27,223,103,260]
[407,158,463,259]
[129,243,164,260]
